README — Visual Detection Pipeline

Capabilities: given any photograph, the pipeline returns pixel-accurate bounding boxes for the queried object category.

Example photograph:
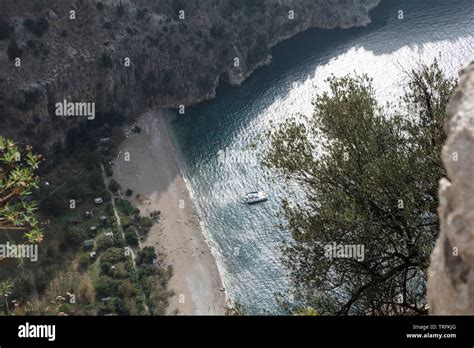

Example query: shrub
[124,229,139,247]
[134,216,153,235]
[7,39,22,60]
[100,52,113,68]
[101,247,126,264]
[136,246,157,265]
[39,193,66,216]
[96,234,115,251]
[116,199,138,216]
[23,19,35,32]
[108,179,120,193]
[35,17,49,36]
[65,226,88,246]
[24,17,49,37]
[104,162,113,177]
[139,216,153,228]
[125,189,133,197]
[121,216,132,228]
[95,276,116,297]
[105,203,114,216]
[79,253,91,269]
[88,170,104,192]
[96,2,104,10]
[100,261,113,274]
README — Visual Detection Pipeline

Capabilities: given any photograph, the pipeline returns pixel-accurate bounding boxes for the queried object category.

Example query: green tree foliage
[96,234,115,251]
[39,192,66,217]
[101,247,126,264]
[108,179,120,193]
[124,228,139,247]
[0,137,43,242]
[136,246,157,265]
[88,170,104,192]
[263,61,457,315]
[65,226,87,246]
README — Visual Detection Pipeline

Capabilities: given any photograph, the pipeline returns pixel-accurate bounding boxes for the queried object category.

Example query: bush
[109,127,125,148]
[124,229,139,247]
[108,179,120,193]
[39,193,66,216]
[116,280,135,299]
[66,179,85,198]
[23,19,35,32]
[7,39,22,60]
[125,189,133,197]
[150,210,161,220]
[96,2,104,10]
[88,170,104,192]
[105,203,114,216]
[80,151,101,169]
[79,253,91,269]
[104,162,113,177]
[133,216,153,235]
[116,199,138,216]
[100,261,113,274]
[121,216,132,228]
[138,216,153,228]
[96,234,115,251]
[101,247,126,264]
[95,276,116,297]
[35,17,49,36]
[65,226,88,246]
[136,246,157,265]
[23,17,49,37]
[111,263,129,279]
[100,52,113,68]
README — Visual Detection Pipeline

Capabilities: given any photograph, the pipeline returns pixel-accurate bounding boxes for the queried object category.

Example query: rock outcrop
[0,0,380,152]
[428,62,474,314]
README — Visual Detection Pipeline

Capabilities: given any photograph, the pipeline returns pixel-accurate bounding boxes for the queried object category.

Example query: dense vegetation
[0,136,43,242]
[264,61,457,315]
[0,115,171,315]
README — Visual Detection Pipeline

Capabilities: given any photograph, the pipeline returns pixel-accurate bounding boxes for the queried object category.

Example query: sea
[165,0,474,314]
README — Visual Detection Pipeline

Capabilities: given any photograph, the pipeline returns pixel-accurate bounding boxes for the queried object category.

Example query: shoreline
[112,109,227,315]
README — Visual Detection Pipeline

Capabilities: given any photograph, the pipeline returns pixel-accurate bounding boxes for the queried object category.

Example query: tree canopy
[264,61,457,315]
[0,137,43,243]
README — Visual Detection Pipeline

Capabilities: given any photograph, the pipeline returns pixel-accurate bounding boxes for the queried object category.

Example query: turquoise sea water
[166,0,474,314]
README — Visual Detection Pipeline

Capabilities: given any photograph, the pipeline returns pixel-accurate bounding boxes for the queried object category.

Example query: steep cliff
[0,0,380,151]
[428,62,474,314]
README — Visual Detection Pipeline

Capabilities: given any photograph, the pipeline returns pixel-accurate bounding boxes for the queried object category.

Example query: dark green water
[166,0,474,314]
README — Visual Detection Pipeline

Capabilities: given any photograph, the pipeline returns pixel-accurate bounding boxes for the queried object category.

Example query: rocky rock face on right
[428,62,474,314]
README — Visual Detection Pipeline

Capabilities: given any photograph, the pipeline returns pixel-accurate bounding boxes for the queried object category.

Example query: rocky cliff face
[428,62,474,314]
[0,0,380,151]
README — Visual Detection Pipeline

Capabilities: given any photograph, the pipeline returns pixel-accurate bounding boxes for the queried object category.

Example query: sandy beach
[112,110,226,315]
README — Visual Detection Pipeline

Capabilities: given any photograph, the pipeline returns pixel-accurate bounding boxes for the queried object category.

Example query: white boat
[244,191,268,204]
